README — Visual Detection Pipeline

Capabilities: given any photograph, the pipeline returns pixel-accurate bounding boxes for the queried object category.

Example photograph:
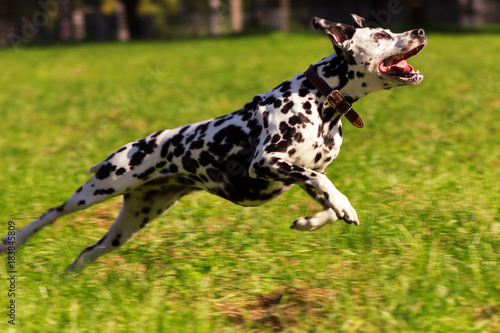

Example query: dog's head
[313,14,427,88]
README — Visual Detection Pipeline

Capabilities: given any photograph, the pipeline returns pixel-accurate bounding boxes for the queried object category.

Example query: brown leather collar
[304,65,364,128]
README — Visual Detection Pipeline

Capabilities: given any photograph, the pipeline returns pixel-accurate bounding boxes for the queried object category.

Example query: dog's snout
[412,29,425,37]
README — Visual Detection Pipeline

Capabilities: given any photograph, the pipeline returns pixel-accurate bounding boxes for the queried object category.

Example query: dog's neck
[313,52,379,105]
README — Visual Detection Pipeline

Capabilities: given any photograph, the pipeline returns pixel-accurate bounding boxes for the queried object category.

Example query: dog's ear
[312,17,356,50]
[350,14,366,28]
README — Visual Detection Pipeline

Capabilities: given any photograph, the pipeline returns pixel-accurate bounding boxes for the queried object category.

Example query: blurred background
[1,0,500,48]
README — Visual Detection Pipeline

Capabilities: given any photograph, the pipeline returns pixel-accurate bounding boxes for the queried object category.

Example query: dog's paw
[290,209,337,231]
[291,217,315,231]
[331,196,360,226]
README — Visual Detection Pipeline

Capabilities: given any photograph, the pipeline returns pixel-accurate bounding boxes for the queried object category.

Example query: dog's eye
[374,32,390,40]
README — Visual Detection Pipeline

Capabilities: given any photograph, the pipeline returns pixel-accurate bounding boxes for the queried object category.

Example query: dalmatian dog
[1,14,426,271]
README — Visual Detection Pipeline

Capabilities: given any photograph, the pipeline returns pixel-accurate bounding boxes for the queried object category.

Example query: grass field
[0,32,499,332]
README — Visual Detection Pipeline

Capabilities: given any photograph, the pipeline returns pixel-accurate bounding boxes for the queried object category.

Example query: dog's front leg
[250,158,359,226]
[290,185,339,231]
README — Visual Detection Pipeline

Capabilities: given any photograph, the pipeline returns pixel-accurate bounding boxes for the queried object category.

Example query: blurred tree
[230,0,243,33]
[122,0,143,38]
[280,0,290,32]
[208,0,220,35]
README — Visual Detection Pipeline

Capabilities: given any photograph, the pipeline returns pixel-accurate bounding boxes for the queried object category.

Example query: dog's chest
[255,78,344,172]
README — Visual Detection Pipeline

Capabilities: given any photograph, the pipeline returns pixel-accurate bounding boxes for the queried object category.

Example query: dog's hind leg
[67,185,194,271]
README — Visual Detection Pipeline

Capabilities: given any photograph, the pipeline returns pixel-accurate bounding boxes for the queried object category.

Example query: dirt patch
[215,284,338,331]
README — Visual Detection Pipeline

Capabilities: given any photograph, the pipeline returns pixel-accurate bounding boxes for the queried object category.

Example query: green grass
[1,32,499,332]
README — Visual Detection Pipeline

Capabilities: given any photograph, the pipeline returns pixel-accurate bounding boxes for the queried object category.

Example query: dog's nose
[412,29,425,37]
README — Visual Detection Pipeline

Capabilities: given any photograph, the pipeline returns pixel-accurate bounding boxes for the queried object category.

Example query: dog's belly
[202,172,295,207]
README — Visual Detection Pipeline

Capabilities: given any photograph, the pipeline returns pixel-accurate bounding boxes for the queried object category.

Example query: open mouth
[378,44,425,81]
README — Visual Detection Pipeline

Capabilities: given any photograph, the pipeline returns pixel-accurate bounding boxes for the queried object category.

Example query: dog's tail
[87,143,130,174]
[88,161,104,174]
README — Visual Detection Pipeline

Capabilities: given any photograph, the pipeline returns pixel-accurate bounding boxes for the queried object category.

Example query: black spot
[314,152,322,163]
[112,234,121,247]
[273,99,282,108]
[195,122,210,135]
[279,122,296,141]
[356,71,365,78]
[151,130,165,139]
[348,70,355,79]
[160,140,171,158]
[182,155,200,173]
[279,81,292,92]
[141,207,151,214]
[132,138,157,155]
[265,140,291,153]
[294,132,304,143]
[246,118,259,131]
[208,141,233,157]
[76,186,83,193]
[262,111,269,128]
[156,161,167,168]
[171,126,189,145]
[271,134,280,144]
[116,146,127,154]
[322,106,336,123]
[104,153,115,162]
[301,79,315,91]
[169,164,179,173]
[298,88,309,97]
[213,125,248,146]
[288,148,296,156]
[262,95,276,106]
[213,116,227,127]
[362,82,367,88]
[115,167,126,176]
[199,151,215,167]
[77,200,86,206]
[189,140,204,150]
[173,144,185,157]
[289,171,309,182]
[129,151,146,167]
[324,135,335,150]
[94,188,115,196]
[288,113,311,126]
[95,162,117,180]
[276,161,292,173]
[281,101,294,114]
[241,109,252,121]
[136,166,156,180]
[243,95,263,111]
[185,133,196,144]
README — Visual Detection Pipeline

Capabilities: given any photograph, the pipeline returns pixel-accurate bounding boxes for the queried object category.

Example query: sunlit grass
[0,32,499,332]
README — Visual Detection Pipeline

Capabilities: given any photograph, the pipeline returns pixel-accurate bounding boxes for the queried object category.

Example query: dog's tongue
[395,59,413,73]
